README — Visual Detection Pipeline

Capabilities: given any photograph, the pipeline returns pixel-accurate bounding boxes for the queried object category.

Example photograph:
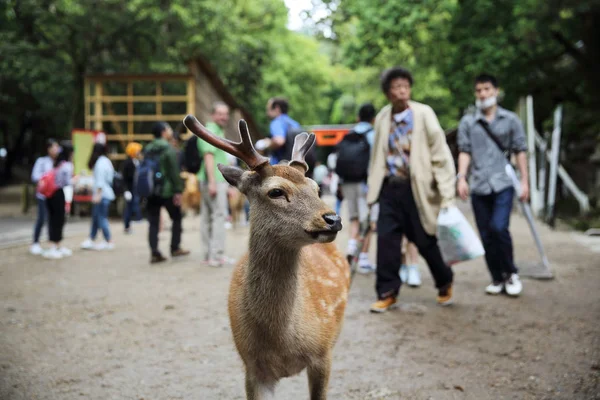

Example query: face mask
[476,96,497,110]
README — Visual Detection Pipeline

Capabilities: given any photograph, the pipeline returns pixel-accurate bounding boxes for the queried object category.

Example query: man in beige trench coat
[367,67,457,312]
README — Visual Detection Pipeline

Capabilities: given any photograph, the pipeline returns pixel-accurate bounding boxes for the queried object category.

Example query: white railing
[524,96,590,218]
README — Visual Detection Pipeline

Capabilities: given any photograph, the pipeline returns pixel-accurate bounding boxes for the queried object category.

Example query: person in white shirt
[81,143,116,251]
[30,139,60,255]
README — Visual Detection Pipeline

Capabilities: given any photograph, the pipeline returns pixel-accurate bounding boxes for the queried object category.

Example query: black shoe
[151,253,167,264]
[171,248,190,257]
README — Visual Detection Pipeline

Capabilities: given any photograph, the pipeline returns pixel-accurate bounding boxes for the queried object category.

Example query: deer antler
[183,115,269,171]
[288,132,316,173]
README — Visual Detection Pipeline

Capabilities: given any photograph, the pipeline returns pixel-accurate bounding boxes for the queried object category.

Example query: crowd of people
[28,66,529,312]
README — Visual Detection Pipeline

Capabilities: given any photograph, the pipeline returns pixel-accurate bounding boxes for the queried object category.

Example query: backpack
[335,130,371,182]
[112,171,125,196]
[282,125,317,178]
[135,148,165,198]
[183,135,202,174]
[36,166,60,198]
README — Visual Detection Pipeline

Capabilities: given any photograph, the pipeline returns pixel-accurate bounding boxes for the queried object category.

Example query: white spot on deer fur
[315,276,337,287]
[319,299,335,317]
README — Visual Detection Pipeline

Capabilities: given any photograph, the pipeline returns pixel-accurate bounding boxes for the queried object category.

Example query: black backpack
[335,130,371,182]
[183,135,202,174]
[282,126,317,178]
[112,171,125,196]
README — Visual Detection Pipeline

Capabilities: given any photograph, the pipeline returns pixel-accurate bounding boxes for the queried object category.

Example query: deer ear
[218,164,244,188]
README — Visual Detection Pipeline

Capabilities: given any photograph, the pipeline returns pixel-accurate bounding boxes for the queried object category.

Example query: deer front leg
[307,355,332,400]
[245,372,275,400]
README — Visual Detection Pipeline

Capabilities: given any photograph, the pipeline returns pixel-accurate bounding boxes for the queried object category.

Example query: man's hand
[209,181,217,198]
[254,138,271,151]
[173,193,182,207]
[519,179,530,202]
[457,177,469,201]
[92,192,101,204]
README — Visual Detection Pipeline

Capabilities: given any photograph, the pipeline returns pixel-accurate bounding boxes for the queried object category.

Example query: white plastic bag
[437,206,485,265]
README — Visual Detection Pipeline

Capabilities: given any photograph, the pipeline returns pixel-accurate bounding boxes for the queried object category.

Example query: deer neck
[246,228,303,328]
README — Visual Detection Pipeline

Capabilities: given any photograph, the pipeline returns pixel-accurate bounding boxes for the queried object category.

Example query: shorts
[341,182,367,221]
[369,202,380,224]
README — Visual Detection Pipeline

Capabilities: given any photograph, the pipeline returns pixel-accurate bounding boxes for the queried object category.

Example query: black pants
[376,179,453,299]
[147,196,182,255]
[45,189,65,243]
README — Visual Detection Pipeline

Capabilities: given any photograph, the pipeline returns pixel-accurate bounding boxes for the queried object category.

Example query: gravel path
[1,200,599,399]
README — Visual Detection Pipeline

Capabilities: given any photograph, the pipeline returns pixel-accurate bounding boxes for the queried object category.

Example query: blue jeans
[33,197,47,243]
[91,199,112,242]
[123,195,141,230]
[471,187,518,283]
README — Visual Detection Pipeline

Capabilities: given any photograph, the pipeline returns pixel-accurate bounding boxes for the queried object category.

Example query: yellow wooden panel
[105,134,155,141]
[84,95,188,103]
[90,115,187,122]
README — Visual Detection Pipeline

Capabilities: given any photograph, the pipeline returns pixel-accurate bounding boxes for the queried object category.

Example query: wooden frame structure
[84,73,196,160]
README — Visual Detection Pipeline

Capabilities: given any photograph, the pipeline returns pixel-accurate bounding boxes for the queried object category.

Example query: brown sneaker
[370,297,397,313]
[437,283,453,306]
[171,248,190,257]
[151,253,167,264]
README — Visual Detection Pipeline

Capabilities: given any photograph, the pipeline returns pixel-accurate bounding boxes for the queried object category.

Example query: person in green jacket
[197,102,232,267]
[145,122,190,264]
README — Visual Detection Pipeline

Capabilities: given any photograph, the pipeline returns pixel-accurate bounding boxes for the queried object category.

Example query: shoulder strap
[476,119,510,161]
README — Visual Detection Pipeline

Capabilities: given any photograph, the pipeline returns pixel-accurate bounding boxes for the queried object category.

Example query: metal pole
[538,135,547,216]
[526,96,539,216]
[546,105,563,226]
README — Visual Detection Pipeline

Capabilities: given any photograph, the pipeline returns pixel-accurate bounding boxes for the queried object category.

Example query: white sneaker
[485,282,504,295]
[346,239,358,256]
[357,253,375,274]
[30,243,43,255]
[58,247,73,257]
[224,222,233,230]
[407,265,422,287]
[43,247,63,259]
[80,239,94,250]
[94,241,114,251]
[505,274,523,297]
[399,265,408,283]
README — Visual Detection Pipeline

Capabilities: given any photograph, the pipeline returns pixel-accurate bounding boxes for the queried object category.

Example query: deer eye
[267,188,285,199]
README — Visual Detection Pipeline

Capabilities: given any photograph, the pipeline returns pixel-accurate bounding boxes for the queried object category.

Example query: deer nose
[322,213,342,232]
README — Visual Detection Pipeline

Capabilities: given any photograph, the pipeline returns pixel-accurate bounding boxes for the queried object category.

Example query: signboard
[72,129,105,175]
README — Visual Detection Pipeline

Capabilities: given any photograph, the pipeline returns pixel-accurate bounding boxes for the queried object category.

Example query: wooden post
[526,96,540,216]
[187,77,195,117]
[546,105,563,227]
[127,82,134,143]
[156,81,163,119]
[94,82,103,131]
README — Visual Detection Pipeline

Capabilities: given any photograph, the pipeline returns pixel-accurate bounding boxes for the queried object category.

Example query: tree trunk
[3,116,30,184]
[70,64,87,132]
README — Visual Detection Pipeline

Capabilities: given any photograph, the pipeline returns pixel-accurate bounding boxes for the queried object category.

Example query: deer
[184,115,350,400]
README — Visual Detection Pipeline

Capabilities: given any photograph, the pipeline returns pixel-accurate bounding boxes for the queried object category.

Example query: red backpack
[36,165,60,198]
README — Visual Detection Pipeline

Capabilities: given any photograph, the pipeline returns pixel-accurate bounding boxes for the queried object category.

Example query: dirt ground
[0,198,599,400]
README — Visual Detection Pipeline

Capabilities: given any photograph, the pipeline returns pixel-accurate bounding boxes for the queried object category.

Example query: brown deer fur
[224,165,350,400]
[183,117,349,399]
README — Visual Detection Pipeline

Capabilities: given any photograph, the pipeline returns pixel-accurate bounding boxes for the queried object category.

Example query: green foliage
[1,0,598,179]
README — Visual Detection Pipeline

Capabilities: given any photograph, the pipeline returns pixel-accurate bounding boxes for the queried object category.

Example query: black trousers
[147,196,182,255]
[376,179,453,299]
[45,189,65,243]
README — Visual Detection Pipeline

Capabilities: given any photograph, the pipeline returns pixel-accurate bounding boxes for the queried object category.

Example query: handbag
[476,119,522,195]
[476,119,512,162]
[437,206,485,265]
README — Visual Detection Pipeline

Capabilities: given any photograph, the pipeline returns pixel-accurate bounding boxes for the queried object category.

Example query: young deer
[184,116,350,400]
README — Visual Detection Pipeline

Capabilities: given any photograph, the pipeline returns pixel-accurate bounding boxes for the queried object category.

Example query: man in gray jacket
[457,73,529,297]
